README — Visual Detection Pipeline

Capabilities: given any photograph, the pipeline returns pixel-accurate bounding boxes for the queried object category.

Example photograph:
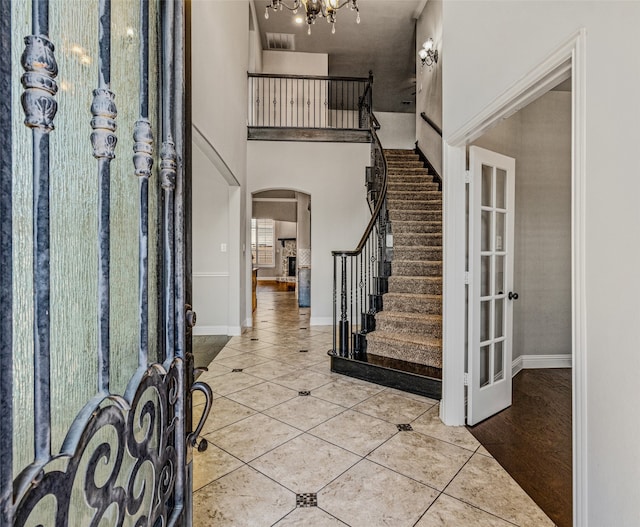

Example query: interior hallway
[192,286,554,526]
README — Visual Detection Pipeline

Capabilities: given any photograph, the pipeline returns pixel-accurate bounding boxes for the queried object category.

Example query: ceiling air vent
[266,32,296,51]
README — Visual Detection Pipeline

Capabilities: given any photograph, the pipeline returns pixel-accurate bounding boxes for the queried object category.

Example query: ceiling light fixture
[264,0,360,35]
[418,38,438,68]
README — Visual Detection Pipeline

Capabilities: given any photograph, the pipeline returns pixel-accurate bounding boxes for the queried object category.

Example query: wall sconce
[418,38,438,68]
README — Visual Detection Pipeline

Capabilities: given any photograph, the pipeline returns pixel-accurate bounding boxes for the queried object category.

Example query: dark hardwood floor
[467,368,572,527]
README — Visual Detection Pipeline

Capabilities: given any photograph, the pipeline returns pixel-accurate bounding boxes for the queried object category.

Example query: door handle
[188,381,213,452]
[508,291,519,300]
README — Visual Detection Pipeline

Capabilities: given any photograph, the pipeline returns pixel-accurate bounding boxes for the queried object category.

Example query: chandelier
[264,0,360,35]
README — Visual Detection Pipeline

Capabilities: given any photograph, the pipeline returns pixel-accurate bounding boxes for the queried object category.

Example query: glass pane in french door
[479,164,508,389]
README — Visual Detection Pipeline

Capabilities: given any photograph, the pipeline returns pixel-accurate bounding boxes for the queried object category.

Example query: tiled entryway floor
[192,288,555,527]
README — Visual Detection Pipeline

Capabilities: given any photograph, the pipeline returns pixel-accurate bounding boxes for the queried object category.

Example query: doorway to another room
[251,190,311,313]
[465,81,573,527]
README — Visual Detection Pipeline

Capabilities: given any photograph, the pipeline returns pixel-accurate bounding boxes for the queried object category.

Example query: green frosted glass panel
[109,0,143,395]
[12,0,163,479]
[48,0,101,457]
[11,0,34,479]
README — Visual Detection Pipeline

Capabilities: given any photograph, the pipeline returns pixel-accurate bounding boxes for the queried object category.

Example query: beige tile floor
[192,289,555,527]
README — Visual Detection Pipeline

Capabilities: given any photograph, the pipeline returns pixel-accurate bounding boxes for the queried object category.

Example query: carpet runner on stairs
[365,149,443,370]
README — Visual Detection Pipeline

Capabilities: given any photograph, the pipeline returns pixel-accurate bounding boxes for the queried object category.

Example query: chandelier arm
[269,0,301,12]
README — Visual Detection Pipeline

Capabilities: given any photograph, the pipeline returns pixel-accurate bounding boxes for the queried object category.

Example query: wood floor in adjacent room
[467,368,572,527]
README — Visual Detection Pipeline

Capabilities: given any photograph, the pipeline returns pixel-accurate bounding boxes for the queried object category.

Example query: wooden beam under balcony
[248,127,371,143]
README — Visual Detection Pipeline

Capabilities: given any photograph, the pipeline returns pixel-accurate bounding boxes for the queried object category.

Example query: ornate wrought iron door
[0,1,211,525]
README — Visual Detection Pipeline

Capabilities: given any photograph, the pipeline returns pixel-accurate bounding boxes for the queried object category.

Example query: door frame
[440,29,587,526]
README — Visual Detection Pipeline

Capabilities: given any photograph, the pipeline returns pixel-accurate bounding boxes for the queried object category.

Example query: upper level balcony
[248,72,373,142]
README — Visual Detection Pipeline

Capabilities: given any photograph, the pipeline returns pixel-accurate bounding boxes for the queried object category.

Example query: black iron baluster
[175,0,187,360]
[306,79,311,127]
[134,0,153,368]
[91,0,117,394]
[172,2,189,523]
[341,80,344,128]
[161,0,176,360]
[21,0,58,461]
[339,254,348,355]
[0,0,13,520]
[332,254,337,354]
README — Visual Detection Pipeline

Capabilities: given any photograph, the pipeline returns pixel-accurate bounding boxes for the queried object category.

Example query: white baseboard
[257,277,278,281]
[193,325,243,336]
[310,316,333,326]
[193,325,230,336]
[512,353,572,377]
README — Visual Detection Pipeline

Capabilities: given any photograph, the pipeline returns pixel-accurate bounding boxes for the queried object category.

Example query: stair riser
[388,175,434,183]
[389,278,442,295]
[386,161,424,169]
[387,168,428,174]
[393,234,442,247]
[387,186,438,192]
[388,200,442,211]
[366,339,442,368]
[376,318,442,338]
[389,210,442,222]
[393,247,442,261]
[383,296,441,314]
[392,261,442,276]
[387,191,441,201]
[392,221,441,234]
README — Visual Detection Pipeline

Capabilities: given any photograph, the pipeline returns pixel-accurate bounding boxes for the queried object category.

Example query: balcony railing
[248,72,372,138]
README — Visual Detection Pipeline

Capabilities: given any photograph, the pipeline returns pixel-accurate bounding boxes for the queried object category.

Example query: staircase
[366,149,443,370]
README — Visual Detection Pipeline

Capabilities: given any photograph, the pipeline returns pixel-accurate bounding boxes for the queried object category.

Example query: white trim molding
[193,325,232,336]
[193,272,230,278]
[310,316,333,326]
[512,354,572,377]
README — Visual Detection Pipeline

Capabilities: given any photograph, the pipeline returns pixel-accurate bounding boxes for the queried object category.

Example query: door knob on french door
[508,291,519,300]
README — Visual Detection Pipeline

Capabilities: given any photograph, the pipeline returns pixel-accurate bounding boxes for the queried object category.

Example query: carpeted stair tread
[366,332,442,368]
[387,168,430,176]
[393,233,442,246]
[392,260,442,277]
[388,276,442,295]
[389,210,441,222]
[383,293,442,314]
[388,199,442,211]
[393,246,442,260]
[392,220,441,234]
[376,312,443,337]
[387,161,425,169]
[388,181,439,191]
[387,190,441,200]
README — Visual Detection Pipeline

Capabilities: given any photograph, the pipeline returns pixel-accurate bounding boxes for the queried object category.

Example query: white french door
[467,146,516,426]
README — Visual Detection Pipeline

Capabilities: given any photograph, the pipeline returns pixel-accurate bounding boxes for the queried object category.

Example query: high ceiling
[254,0,424,113]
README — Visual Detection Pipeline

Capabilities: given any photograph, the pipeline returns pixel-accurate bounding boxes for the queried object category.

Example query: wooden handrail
[332,113,387,257]
[420,112,442,137]
[248,72,370,83]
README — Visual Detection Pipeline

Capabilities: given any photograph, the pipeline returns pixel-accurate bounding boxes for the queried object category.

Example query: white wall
[443,2,640,524]
[192,144,231,335]
[192,0,249,334]
[415,0,442,174]
[473,91,572,362]
[262,50,328,75]
[375,112,416,150]
[247,141,370,324]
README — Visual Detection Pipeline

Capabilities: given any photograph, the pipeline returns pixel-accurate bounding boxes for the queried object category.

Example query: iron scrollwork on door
[14,359,183,526]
